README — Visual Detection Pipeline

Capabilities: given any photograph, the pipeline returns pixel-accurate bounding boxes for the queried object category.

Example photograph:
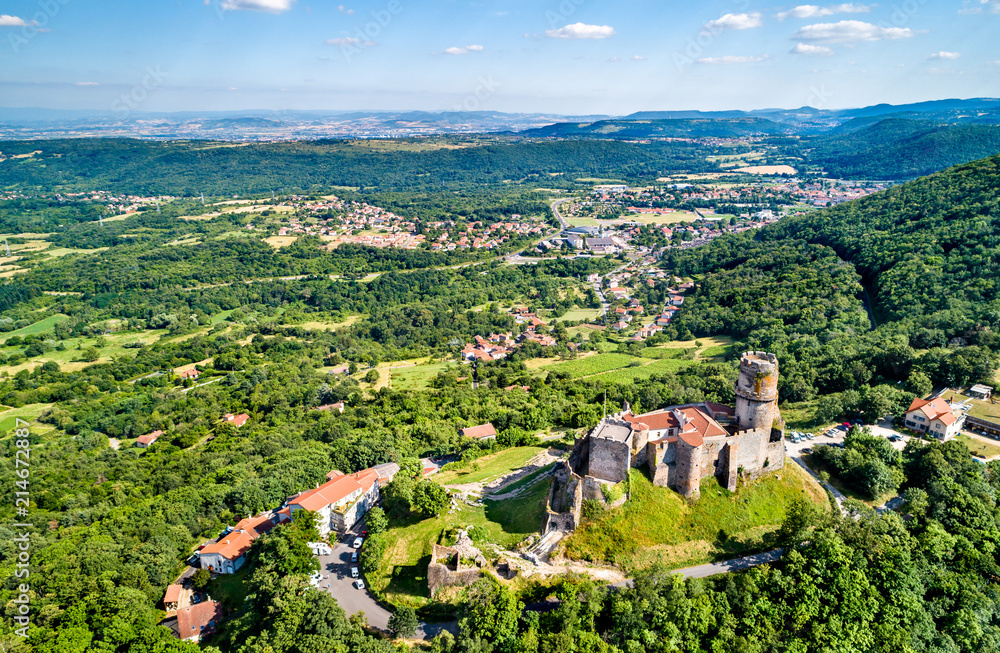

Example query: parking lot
[783,418,912,457]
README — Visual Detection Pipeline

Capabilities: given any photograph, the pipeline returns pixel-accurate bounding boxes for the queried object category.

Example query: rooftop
[591,419,633,443]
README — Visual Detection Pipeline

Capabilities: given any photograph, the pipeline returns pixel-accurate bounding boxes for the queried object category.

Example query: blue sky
[0,0,997,115]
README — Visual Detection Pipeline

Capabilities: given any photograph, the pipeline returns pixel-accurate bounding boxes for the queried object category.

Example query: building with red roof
[199,512,277,575]
[136,430,162,448]
[905,396,964,440]
[223,413,250,428]
[460,423,497,440]
[279,467,382,536]
[175,600,222,642]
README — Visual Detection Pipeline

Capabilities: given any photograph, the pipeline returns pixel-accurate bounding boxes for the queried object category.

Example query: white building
[904,396,964,440]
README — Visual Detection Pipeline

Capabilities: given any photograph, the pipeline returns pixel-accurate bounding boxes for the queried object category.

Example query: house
[280,468,381,536]
[313,402,345,414]
[223,413,250,428]
[612,320,629,331]
[179,368,201,380]
[460,423,497,440]
[970,384,994,401]
[371,462,401,487]
[200,513,277,575]
[904,396,964,440]
[136,430,162,448]
[176,600,223,643]
[328,365,351,375]
[163,584,184,612]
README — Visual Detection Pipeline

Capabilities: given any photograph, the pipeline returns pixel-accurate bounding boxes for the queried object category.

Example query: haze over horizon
[1,0,998,115]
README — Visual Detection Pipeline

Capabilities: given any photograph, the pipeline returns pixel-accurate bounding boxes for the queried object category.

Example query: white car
[355,579,366,590]
[352,537,363,549]
[351,567,359,578]
[309,572,323,586]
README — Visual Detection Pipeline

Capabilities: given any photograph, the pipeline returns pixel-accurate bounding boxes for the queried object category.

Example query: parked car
[351,551,358,563]
[309,572,323,586]
[351,567,359,578]
[355,579,366,590]
[802,448,812,454]
[191,594,201,604]
[352,537,363,549]
[806,433,815,440]
[888,435,902,443]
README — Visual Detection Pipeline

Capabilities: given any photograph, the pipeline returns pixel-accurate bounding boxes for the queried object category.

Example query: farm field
[616,211,700,225]
[537,353,648,378]
[562,462,827,571]
[387,360,457,390]
[0,403,55,434]
[0,314,71,342]
[552,307,602,323]
[587,356,695,383]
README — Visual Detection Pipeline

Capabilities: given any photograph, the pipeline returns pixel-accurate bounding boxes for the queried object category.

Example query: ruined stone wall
[428,545,483,596]
[699,436,728,479]
[631,427,650,468]
[586,437,631,484]
[731,428,768,472]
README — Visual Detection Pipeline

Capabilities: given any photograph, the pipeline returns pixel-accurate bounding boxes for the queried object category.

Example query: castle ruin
[543,352,785,534]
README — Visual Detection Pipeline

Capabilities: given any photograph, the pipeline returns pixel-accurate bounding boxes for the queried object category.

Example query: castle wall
[734,352,779,432]
[647,442,674,486]
[675,438,702,499]
[586,437,631,484]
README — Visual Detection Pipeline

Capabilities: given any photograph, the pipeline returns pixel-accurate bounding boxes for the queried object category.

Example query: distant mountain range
[0,98,997,141]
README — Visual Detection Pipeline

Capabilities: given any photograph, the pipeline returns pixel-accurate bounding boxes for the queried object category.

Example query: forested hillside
[808,119,1000,179]
[665,154,1000,417]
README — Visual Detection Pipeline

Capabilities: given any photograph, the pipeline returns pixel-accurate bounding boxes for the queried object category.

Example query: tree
[411,480,449,518]
[460,576,523,653]
[775,498,816,547]
[388,605,419,639]
[382,473,415,517]
[191,568,210,590]
[364,369,380,384]
[81,346,100,362]
[366,507,388,535]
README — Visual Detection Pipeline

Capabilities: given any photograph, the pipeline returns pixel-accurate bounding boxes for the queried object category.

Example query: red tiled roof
[200,529,255,562]
[289,469,379,513]
[461,423,497,439]
[623,410,679,431]
[679,431,704,447]
[164,584,183,604]
[907,397,955,423]
[224,413,250,427]
[677,406,729,439]
[137,430,162,445]
[176,600,222,639]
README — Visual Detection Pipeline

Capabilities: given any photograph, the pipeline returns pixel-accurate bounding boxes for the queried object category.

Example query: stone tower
[734,352,779,432]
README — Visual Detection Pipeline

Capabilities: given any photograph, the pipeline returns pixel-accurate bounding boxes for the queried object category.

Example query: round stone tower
[734,352,779,432]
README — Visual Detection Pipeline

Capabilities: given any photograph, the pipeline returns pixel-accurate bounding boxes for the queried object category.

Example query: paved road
[316,527,456,640]
[550,198,572,229]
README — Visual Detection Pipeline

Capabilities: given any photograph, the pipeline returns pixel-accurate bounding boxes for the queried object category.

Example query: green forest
[1,136,1000,653]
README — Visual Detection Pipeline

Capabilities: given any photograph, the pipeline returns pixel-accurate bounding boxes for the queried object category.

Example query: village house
[175,600,223,643]
[179,368,201,380]
[223,413,250,428]
[904,396,964,440]
[136,430,162,448]
[279,467,384,536]
[460,423,497,441]
[163,584,184,612]
[199,513,277,575]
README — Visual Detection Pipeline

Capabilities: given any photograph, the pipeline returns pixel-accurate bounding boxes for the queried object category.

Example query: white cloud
[793,20,914,43]
[336,5,355,15]
[631,55,646,61]
[545,23,616,39]
[776,4,871,20]
[697,55,769,64]
[928,51,961,60]
[706,13,763,30]
[74,82,99,86]
[220,0,295,13]
[442,45,484,55]
[959,0,1000,14]
[0,14,30,27]
[326,36,377,47]
[792,43,835,55]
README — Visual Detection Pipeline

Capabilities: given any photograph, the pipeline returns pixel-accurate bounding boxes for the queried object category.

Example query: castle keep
[544,352,785,533]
